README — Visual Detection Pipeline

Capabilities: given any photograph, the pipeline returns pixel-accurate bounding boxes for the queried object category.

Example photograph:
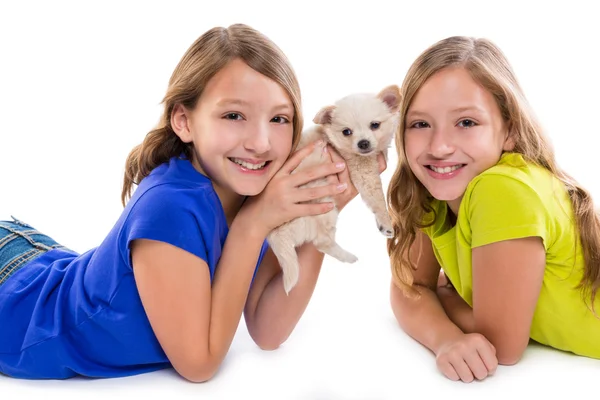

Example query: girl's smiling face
[173,58,295,201]
[404,66,514,214]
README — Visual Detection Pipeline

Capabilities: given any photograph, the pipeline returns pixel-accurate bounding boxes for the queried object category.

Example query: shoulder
[125,182,223,236]
[118,159,226,263]
[464,152,559,208]
[129,156,222,222]
[461,153,565,249]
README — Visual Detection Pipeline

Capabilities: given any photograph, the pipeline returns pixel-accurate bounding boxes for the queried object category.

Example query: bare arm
[390,230,464,353]
[436,273,475,334]
[244,243,324,350]
[420,236,546,365]
[131,214,266,383]
[471,237,545,365]
[391,230,498,382]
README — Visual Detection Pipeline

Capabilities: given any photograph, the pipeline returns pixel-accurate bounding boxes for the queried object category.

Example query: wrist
[433,328,465,355]
[231,210,269,241]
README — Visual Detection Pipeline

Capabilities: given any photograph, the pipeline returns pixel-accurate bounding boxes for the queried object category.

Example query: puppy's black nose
[357,140,371,150]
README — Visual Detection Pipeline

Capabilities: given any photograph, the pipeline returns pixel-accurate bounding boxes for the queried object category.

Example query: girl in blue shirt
[0,23,380,382]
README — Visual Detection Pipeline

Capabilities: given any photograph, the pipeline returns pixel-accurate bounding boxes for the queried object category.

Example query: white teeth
[430,165,462,174]
[231,158,267,170]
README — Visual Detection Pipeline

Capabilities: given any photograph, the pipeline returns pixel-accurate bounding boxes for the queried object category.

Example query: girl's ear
[171,104,193,143]
[502,122,516,151]
[503,135,516,151]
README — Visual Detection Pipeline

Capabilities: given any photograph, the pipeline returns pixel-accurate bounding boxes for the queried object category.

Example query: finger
[293,201,335,218]
[327,147,355,188]
[325,173,340,186]
[449,358,474,383]
[324,144,336,164]
[281,140,324,174]
[464,350,490,381]
[290,160,346,188]
[477,344,499,375]
[323,146,341,185]
[296,182,347,203]
[438,361,460,382]
[377,152,387,173]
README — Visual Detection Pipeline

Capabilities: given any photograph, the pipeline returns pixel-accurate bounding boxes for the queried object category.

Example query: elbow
[246,314,288,351]
[183,370,217,384]
[496,348,524,366]
[251,330,284,351]
[247,322,285,351]
[256,339,282,352]
[489,338,527,366]
[174,354,220,383]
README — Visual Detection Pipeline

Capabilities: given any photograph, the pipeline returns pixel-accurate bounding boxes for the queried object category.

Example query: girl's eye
[410,121,430,129]
[458,119,476,128]
[224,113,243,121]
[271,116,290,124]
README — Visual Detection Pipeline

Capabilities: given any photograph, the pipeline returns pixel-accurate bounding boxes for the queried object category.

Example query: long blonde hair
[121,24,304,205]
[387,36,600,309]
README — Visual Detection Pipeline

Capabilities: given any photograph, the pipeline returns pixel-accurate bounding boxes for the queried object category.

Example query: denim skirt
[0,216,66,287]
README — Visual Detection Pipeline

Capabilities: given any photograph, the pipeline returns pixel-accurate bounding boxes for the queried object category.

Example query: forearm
[247,243,324,349]
[437,286,475,334]
[207,215,266,363]
[390,282,465,354]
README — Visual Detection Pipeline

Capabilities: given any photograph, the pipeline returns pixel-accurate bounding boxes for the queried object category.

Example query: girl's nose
[428,129,455,158]
[244,123,271,154]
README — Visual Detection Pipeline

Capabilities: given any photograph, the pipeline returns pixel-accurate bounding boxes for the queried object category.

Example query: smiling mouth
[229,157,271,170]
[426,164,465,174]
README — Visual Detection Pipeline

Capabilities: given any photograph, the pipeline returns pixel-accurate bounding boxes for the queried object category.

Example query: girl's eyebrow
[272,103,294,113]
[216,98,250,107]
[216,98,293,113]
[406,106,487,119]
[405,110,430,119]
[449,106,487,115]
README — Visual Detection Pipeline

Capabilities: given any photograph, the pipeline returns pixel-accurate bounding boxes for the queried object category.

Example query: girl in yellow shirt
[387,36,600,383]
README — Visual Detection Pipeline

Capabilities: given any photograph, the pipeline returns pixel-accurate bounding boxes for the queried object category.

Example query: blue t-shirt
[0,156,268,379]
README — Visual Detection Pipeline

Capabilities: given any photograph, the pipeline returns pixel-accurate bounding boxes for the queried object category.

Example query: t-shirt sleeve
[121,185,211,266]
[467,173,549,249]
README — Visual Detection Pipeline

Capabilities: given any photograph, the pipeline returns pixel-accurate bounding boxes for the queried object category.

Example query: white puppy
[267,85,401,294]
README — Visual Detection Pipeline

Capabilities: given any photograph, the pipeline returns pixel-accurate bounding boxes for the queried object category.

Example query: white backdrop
[1,0,599,399]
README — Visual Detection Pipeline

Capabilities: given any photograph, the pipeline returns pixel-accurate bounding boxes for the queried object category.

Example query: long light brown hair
[387,36,600,310]
[121,24,303,205]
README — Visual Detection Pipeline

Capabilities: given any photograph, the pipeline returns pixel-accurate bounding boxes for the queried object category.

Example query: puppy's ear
[313,105,336,125]
[377,85,402,113]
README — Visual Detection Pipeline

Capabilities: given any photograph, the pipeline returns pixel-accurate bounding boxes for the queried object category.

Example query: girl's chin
[232,183,268,197]
[427,188,466,203]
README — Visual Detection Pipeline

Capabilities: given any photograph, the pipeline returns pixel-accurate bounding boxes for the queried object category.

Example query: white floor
[2,0,600,398]
[2,273,599,400]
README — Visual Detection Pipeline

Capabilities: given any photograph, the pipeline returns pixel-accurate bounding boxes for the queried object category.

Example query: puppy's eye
[370,122,380,130]
[342,128,352,136]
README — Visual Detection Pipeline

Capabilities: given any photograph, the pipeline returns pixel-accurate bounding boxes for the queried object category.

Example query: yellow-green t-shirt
[422,152,600,358]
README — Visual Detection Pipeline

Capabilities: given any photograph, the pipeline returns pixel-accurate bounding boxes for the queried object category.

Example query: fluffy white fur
[267,85,402,294]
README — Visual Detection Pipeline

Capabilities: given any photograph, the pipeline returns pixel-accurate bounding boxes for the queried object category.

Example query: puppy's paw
[376,216,394,238]
[339,252,358,263]
[283,268,299,295]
